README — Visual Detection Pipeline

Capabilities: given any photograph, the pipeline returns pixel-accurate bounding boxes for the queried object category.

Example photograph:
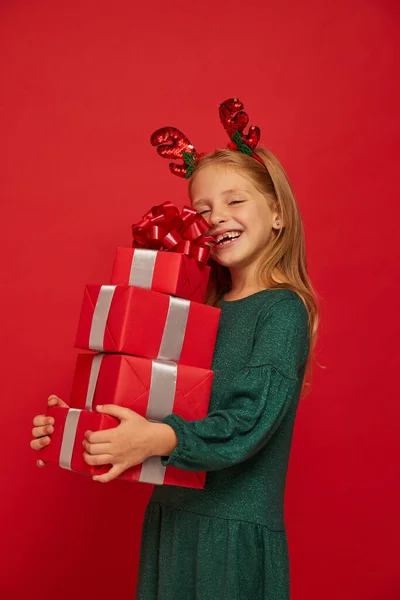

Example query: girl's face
[191,164,279,270]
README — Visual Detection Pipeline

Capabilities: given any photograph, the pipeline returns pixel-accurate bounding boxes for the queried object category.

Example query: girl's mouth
[213,231,242,251]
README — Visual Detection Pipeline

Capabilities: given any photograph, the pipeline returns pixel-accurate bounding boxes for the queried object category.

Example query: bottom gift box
[40,405,206,488]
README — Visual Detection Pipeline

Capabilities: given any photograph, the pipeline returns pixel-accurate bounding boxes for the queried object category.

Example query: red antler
[150,127,199,178]
[219,98,260,150]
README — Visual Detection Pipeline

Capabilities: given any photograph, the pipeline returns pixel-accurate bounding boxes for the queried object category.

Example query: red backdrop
[1,1,399,598]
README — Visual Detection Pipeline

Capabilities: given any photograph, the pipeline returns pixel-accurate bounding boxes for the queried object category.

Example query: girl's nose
[209,209,228,227]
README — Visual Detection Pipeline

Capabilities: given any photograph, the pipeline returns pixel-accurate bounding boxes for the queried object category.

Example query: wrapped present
[113,200,215,303]
[40,405,207,488]
[75,284,220,369]
[70,353,214,420]
[111,247,210,303]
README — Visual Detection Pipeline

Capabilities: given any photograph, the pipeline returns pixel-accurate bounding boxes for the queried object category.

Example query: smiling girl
[31,99,320,599]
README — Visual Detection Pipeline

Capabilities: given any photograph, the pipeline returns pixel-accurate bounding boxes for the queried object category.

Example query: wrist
[148,422,179,457]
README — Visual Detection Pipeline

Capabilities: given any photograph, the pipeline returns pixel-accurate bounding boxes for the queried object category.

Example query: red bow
[131,201,215,264]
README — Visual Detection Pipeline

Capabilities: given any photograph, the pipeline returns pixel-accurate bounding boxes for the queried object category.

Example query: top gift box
[113,201,214,303]
[111,248,210,304]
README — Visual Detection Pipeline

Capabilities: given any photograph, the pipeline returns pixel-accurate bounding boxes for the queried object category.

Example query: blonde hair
[189,147,322,398]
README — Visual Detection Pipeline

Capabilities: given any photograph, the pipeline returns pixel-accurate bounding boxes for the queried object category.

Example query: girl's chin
[211,252,241,268]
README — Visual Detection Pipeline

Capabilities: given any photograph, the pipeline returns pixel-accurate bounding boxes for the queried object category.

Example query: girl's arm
[152,296,309,472]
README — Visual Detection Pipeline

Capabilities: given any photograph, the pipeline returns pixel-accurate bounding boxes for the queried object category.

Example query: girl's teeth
[216,232,241,244]
[216,234,241,248]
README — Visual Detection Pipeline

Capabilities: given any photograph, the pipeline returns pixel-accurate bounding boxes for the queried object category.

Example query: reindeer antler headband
[150,98,265,179]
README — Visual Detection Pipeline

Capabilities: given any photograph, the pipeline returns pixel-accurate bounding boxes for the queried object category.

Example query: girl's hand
[30,394,69,467]
[83,405,156,483]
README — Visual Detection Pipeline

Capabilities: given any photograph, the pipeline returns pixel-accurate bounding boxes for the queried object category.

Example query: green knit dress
[135,289,310,600]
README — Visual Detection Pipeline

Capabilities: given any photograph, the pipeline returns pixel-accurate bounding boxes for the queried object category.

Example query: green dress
[136,289,310,600]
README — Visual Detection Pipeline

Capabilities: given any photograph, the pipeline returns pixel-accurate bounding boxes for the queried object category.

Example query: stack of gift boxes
[40,203,220,489]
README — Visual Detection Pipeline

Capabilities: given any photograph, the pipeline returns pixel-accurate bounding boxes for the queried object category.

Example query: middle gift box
[75,284,220,369]
[70,352,214,420]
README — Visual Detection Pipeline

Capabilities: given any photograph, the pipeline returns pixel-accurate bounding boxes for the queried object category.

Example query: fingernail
[97,405,103,410]
[48,417,55,425]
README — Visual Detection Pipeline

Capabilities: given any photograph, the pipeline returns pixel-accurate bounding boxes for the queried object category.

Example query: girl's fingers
[93,464,124,483]
[48,395,69,408]
[32,425,54,438]
[83,440,112,455]
[33,415,54,427]
[30,436,50,450]
[83,452,113,466]
[85,429,113,444]
[37,460,46,468]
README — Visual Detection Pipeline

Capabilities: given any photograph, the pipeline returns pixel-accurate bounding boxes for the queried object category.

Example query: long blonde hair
[189,147,321,397]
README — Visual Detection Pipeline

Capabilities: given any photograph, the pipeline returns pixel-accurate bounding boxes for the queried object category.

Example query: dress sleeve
[161,296,309,472]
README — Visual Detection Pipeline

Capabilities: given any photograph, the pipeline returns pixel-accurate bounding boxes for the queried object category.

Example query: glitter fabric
[136,289,309,600]
[219,98,262,158]
[150,97,266,178]
[150,127,201,178]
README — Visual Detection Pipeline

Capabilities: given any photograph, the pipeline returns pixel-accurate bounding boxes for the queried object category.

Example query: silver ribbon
[88,285,190,360]
[85,354,104,410]
[158,296,190,361]
[128,249,158,288]
[89,285,117,351]
[59,408,82,470]
[139,360,178,485]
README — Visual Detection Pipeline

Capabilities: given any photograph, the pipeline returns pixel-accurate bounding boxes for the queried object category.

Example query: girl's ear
[272,212,284,229]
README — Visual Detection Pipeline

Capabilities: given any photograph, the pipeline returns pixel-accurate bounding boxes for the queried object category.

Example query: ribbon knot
[131,201,214,264]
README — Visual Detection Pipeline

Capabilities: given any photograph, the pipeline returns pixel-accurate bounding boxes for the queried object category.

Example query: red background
[1,1,399,598]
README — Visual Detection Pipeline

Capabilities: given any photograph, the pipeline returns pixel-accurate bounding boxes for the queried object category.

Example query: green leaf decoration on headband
[182,151,197,179]
[232,130,254,156]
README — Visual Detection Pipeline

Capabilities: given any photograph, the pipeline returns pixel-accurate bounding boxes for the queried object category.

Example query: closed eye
[197,200,244,215]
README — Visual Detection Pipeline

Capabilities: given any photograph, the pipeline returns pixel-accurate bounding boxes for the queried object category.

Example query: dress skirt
[135,501,290,600]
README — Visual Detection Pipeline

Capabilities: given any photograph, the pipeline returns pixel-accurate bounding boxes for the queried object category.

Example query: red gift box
[110,247,210,303]
[70,353,214,420]
[39,406,117,477]
[75,284,220,369]
[40,404,207,488]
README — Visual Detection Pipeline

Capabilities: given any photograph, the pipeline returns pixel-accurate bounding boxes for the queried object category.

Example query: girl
[31,99,319,599]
